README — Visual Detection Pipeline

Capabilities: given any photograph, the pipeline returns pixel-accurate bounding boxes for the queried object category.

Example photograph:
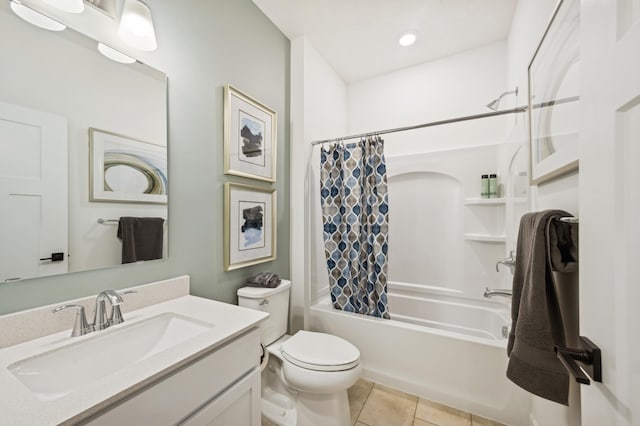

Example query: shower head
[486,98,502,111]
[486,87,519,111]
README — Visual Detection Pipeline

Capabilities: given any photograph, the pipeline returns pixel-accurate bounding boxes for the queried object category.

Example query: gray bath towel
[506,210,576,405]
[117,217,165,264]
[246,272,281,288]
[547,218,578,273]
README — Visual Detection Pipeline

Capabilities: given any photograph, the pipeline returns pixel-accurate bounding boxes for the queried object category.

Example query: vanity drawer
[84,328,260,425]
[180,367,261,426]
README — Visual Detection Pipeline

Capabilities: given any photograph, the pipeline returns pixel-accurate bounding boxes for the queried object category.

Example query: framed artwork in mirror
[224,85,277,182]
[224,182,276,271]
[528,0,580,184]
[90,128,168,204]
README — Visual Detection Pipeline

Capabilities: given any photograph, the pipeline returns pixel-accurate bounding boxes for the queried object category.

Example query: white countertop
[0,295,268,425]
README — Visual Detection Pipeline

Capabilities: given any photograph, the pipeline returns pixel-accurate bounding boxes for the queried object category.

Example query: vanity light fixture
[98,42,136,64]
[398,32,417,47]
[41,0,84,14]
[118,0,157,51]
[10,0,66,31]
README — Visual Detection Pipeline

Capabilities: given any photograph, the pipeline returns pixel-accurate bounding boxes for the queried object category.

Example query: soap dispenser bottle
[481,174,489,198]
[489,174,498,198]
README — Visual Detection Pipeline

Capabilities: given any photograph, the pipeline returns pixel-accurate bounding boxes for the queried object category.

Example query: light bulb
[10,1,66,31]
[118,0,157,51]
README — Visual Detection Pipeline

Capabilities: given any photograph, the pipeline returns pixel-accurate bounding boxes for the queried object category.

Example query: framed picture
[528,0,580,184]
[224,182,276,271]
[89,128,167,204]
[224,84,277,182]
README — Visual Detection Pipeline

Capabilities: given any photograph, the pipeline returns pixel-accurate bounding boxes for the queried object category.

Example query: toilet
[238,280,361,426]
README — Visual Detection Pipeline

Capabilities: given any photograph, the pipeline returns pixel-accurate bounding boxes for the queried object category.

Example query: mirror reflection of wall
[0,3,167,282]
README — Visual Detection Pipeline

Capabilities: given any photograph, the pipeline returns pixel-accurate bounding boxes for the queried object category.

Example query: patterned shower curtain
[320,136,390,319]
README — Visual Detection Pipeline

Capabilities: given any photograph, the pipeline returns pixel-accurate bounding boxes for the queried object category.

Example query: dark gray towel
[547,219,578,273]
[117,217,165,264]
[246,272,281,288]
[506,210,577,405]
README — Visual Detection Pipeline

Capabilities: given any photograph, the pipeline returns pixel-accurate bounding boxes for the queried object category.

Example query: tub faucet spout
[484,287,513,298]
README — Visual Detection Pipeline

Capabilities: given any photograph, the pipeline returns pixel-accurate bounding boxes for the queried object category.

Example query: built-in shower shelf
[464,198,505,205]
[463,233,506,243]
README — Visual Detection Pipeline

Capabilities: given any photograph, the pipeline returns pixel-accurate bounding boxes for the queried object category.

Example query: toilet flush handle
[259,299,269,307]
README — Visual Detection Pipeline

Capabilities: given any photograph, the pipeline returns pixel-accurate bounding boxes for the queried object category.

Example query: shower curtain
[320,136,390,319]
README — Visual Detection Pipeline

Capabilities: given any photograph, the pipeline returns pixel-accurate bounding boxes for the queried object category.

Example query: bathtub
[309,282,531,425]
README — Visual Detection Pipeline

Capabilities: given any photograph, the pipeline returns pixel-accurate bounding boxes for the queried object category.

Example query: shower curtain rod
[310,106,528,146]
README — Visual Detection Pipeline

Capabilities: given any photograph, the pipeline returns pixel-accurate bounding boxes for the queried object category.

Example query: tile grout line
[349,379,503,426]
[354,382,376,425]
[410,393,419,426]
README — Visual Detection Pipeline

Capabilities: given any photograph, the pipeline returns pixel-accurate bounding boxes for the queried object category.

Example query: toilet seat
[281,331,360,372]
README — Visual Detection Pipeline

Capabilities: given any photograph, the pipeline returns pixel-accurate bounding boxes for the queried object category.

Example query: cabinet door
[85,329,260,425]
[181,368,261,426]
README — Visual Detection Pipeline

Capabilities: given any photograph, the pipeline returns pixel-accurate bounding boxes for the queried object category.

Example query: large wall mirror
[0,2,168,283]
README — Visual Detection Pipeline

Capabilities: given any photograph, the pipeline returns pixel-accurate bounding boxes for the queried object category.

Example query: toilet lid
[281,331,360,372]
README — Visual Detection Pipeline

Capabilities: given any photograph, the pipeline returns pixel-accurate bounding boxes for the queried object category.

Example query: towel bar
[554,336,602,385]
[558,216,579,224]
[97,218,168,225]
[97,218,119,224]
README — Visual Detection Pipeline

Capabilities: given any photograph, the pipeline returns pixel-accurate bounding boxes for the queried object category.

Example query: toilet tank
[237,280,291,346]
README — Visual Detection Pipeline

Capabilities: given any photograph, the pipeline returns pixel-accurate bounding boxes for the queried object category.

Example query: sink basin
[7,313,214,401]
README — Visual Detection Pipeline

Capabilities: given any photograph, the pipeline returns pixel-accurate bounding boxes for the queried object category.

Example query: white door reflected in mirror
[0,102,68,282]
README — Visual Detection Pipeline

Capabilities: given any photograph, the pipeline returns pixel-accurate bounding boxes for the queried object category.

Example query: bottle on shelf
[481,174,489,199]
[489,174,498,198]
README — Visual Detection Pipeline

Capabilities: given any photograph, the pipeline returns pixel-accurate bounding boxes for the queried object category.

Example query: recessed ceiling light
[398,32,416,47]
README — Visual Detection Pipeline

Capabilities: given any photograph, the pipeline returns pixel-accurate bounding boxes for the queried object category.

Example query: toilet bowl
[238,280,361,426]
[278,331,361,394]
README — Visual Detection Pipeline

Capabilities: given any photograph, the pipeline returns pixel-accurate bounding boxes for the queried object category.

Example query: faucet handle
[496,250,517,273]
[110,290,137,325]
[52,304,94,337]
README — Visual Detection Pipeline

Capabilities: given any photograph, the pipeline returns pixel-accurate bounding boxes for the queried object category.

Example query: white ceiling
[252,0,518,83]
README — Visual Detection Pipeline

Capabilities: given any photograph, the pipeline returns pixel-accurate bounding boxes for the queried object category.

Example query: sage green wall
[0,0,290,315]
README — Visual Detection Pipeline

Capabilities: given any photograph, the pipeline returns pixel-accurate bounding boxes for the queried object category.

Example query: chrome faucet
[93,290,124,330]
[94,289,137,330]
[484,287,513,298]
[53,289,137,337]
[496,250,516,273]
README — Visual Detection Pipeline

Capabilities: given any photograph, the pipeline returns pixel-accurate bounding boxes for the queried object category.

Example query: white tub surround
[310,291,531,426]
[0,279,268,425]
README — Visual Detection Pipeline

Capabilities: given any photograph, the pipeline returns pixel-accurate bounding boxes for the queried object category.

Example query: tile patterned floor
[262,378,507,426]
[348,379,507,426]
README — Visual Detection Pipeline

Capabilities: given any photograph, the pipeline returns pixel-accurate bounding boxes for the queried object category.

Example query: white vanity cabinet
[84,328,261,426]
